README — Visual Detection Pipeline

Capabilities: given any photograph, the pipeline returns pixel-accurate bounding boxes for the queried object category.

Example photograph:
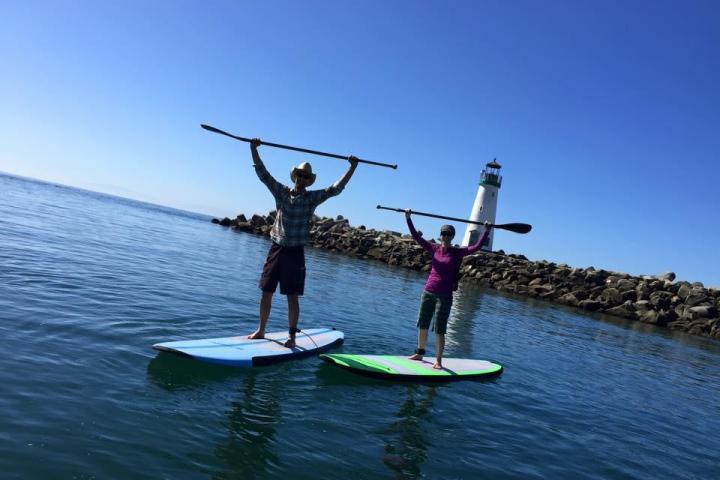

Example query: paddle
[201,124,397,170]
[376,205,532,234]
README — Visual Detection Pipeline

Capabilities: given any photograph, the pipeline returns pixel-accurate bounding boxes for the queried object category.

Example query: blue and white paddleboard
[153,328,343,367]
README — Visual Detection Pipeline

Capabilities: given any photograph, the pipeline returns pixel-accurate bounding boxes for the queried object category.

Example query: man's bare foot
[408,353,423,361]
[432,361,443,369]
[248,330,265,340]
[284,338,296,349]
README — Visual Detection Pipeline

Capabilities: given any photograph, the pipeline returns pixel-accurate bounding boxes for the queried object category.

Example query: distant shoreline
[214,212,720,342]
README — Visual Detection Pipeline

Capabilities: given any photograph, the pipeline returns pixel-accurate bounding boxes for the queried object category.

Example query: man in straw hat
[248,138,359,348]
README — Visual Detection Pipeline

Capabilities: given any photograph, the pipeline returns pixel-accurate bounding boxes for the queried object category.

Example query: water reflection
[382,385,439,479]
[146,352,242,390]
[147,353,284,479]
[212,373,283,479]
[445,285,485,358]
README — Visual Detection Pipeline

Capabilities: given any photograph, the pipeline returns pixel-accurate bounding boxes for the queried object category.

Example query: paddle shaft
[201,124,397,169]
[376,205,532,234]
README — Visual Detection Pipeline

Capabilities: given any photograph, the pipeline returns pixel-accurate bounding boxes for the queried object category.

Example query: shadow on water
[314,360,398,387]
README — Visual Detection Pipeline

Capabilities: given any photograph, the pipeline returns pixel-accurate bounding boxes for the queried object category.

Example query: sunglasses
[440,231,453,237]
[295,172,310,180]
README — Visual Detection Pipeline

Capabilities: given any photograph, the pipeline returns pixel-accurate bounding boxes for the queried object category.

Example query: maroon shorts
[258,243,306,296]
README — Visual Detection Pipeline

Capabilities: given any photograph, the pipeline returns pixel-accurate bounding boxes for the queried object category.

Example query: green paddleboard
[320,354,503,381]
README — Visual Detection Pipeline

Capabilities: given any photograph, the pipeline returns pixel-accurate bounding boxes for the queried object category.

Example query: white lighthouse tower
[461,159,502,250]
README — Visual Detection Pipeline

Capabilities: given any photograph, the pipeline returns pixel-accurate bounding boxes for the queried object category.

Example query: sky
[1,0,718,286]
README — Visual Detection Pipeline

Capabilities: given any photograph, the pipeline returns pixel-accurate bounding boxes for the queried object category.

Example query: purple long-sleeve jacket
[407,217,490,296]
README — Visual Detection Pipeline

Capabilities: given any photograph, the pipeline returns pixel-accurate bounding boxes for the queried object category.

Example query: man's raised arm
[250,138,285,197]
[323,156,359,199]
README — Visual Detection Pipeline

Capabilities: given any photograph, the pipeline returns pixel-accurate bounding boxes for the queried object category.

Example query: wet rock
[579,299,603,311]
[634,300,651,312]
[529,284,554,297]
[232,222,253,232]
[571,289,590,301]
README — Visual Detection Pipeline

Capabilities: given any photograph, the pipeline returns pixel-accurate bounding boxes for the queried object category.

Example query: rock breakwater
[213,213,720,341]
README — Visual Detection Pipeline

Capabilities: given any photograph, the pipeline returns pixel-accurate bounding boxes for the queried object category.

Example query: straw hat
[290,162,316,186]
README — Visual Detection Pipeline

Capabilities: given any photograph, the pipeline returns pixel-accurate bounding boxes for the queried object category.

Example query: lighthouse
[461,159,502,250]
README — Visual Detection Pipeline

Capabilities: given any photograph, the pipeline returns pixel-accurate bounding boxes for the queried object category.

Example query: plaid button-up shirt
[254,162,343,247]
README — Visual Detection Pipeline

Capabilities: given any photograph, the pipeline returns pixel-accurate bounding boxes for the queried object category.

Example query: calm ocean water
[1,172,718,480]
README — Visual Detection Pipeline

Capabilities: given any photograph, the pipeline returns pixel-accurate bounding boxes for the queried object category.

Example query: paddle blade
[201,124,223,134]
[494,223,532,234]
[201,124,249,143]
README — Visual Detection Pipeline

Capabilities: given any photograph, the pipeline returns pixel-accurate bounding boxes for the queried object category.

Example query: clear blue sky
[1,0,718,286]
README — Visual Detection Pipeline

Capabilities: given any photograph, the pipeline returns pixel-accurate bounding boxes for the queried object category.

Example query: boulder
[616,279,636,291]
[687,305,718,319]
[571,289,590,301]
[605,301,637,319]
[636,282,651,301]
[621,289,638,302]
[250,214,267,227]
[676,283,692,300]
[634,300,651,312]
[600,287,623,305]
[529,284,555,297]
[649,291,672,310]
[232,222,254,232]
[658,271,676,282]
[685,290,710,307]
[578,299,603,311]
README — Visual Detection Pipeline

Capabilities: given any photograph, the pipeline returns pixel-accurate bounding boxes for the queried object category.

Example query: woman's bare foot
[432,360,443,369]
[284,338,296,348]
[248,330,265,340]
[408,353,423,361]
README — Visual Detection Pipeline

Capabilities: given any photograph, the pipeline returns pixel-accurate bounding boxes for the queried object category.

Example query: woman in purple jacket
[405,209,491,369]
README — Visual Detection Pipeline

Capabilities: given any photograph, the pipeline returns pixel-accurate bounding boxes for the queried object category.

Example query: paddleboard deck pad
[153,328,343,367]
[320,354,502,381]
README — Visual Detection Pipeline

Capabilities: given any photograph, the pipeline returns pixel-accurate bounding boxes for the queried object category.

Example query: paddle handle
[376,205,532,234]
[201,124,397,169]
